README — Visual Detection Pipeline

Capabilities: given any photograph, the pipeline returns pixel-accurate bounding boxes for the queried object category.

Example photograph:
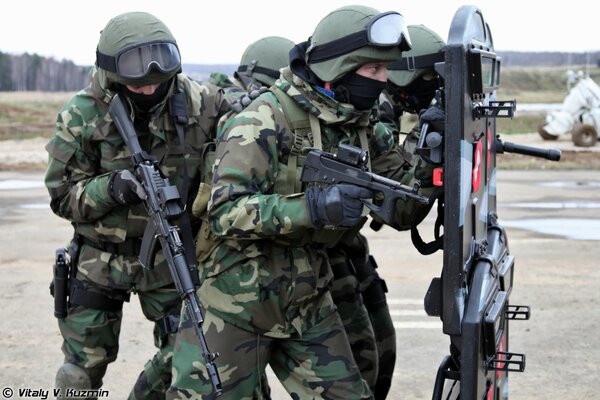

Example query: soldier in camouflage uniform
[168,5,433,399]
[209,35,393,398]
[379,24,446,152]
[377,25,446,259]
[44,12,230,399]
[209,36,295,93]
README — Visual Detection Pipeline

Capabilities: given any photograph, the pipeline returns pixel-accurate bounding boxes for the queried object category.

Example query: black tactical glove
[306,184,374,228]
[419,105,445,134]
[109,170,146,205]
[230,86,268,113]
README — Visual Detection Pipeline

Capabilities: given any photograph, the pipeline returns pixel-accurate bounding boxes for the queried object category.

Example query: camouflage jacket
[208,71,265,93]
[44,71,230,245]
[378,90,431,187]
[196,67,433,335]
[210,67,433,240]
[378,89,403,137]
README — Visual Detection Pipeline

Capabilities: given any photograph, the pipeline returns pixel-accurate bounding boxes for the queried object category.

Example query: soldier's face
[356,62,391,82]
[125,83,161,95]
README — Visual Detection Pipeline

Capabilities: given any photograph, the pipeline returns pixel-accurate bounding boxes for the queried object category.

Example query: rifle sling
[411,188,444,255]
[168,90,200,282]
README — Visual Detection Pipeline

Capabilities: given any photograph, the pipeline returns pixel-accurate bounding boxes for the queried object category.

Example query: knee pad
[55,363,105,393]
[56,363,91,395]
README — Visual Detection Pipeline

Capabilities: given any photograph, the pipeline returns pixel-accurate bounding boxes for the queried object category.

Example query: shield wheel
[537,123,559,141]
[571,124,598,147]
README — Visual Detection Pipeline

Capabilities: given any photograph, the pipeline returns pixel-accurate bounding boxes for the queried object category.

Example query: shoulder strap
[168,85,199,284]
[270,86,311,131]
[357,128,371,171]
[271,86,324,193]
[168,86,190,192]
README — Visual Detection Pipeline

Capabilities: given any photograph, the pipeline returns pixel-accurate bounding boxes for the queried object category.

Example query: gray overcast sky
[2,0,598,66]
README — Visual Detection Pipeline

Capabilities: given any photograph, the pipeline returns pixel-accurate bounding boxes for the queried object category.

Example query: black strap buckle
[157,314,180,335]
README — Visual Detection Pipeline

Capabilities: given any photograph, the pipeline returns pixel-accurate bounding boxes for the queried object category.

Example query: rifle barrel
[500,141,561,161]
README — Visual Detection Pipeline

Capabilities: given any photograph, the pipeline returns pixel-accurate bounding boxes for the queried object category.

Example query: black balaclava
[392,76,439,114]
[334,73,387,111]
[120,79,171,113]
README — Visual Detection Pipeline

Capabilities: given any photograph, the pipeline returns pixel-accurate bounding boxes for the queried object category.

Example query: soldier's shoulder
[219,90,282,133]
[58,87,104,127]
[177,74,230,116]
[234,90,280,116]
[207,71,239,90]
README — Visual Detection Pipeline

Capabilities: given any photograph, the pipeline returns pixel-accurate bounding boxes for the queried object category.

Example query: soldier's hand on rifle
[305,184,373,228]
[230,86,268,113]
[109,169,147,205]
[419,105,445,134]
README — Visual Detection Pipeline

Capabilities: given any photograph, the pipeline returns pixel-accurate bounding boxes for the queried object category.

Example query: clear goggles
[308,11,412,63]
[96,41,181,79]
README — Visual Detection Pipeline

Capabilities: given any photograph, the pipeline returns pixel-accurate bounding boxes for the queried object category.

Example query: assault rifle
[300,143,429,227]
[108,94,222,397]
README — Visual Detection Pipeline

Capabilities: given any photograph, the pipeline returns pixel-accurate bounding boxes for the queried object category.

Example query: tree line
[1,50,599,92]
[0,51,91,91]
[499,51,600,68]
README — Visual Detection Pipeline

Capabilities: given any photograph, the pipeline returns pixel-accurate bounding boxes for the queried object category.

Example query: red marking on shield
[472,140,483,193]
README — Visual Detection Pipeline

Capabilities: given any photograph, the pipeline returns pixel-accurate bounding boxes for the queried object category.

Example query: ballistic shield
[421,6,560,400]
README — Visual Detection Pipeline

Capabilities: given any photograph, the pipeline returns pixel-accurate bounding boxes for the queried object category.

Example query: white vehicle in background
[538,74,600,147]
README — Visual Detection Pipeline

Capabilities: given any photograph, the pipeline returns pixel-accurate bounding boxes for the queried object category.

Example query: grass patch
[1,66,597,141]
[0,91,73,139]
[497,113,545,135]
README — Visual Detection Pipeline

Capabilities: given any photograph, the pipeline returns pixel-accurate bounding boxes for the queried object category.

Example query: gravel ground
[1,136,599,399]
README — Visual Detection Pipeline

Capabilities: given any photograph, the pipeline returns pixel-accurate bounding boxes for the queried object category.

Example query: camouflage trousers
[57,243,181,399]
[328,248,378,389]
[167,300,372,400]
[332,234,397,400]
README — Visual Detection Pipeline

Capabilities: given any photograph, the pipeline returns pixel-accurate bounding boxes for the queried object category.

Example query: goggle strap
[389,52,445,71]
[237,65,280,80]
[308,31,368,64]
[96,49,118,72]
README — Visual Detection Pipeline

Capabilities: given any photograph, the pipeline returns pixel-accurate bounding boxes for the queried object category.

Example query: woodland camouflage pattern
[168,67,435,399]
[209,71,381,393]
[44,69,230,397]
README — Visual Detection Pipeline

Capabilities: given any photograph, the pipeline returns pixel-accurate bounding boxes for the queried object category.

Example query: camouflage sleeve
[371,121,435,231]
[377,91,400,142]
[207,71,233,88]
[208,95,311,239]
[44,102,118,223]
[183,78,232,138]
[203,82,232,121]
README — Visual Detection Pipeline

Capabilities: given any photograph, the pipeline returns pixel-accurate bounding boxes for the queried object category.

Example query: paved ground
[0,162,599,398]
